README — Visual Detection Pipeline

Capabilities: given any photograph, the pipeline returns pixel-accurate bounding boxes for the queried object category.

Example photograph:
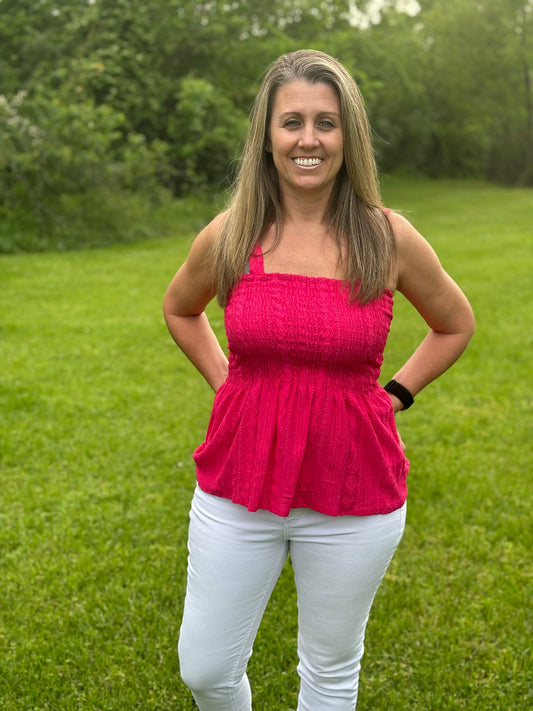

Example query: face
[267,80,344,199]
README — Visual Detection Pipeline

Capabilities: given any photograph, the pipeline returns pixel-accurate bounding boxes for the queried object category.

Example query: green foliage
[0,0,532,252]
[335,0,533,183]
[0,179,531,709]
[412,0,533,183]
[0,87,170,251]
[169,76,248,191]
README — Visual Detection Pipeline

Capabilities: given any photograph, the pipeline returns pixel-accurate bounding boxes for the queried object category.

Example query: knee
[178,636,232,693]
[297,655,361,708]
[297,638,364,705]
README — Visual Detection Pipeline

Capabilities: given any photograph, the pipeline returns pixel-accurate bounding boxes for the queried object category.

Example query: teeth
[293,157,322,167]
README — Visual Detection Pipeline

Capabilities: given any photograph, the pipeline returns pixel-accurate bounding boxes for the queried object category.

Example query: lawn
[0,177,531,710]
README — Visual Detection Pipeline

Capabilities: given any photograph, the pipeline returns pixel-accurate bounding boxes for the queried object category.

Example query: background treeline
[1,0,532,251]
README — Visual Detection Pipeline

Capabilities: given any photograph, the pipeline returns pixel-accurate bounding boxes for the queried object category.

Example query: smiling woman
[163,49,474,711]
[267,80,344,201]
[206,49,395,306]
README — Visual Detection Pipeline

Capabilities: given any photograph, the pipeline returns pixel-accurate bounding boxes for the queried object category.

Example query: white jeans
[178,486,406,711]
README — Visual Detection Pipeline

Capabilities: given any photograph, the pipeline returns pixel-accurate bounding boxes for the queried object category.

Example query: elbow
[454,295,476,344]
[465,304,476,342]
[162,288,191,324]
[453,307,476,357]
[162,292,174,331]
[162,289,173,323]
[162,289,189,335]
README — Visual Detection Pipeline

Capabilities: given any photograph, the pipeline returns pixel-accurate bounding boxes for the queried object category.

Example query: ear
[265,139,272,152]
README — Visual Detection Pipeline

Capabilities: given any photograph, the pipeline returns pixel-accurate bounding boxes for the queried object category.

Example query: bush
[167,76,248,193]
[0,89,171,252]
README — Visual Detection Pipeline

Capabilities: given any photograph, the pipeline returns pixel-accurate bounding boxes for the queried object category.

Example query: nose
[298,122,319,149]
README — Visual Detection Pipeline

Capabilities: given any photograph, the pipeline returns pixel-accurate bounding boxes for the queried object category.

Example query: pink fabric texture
[193,244,409,517]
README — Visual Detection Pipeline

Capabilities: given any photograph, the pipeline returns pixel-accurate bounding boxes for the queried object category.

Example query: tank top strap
[247,243,264,275]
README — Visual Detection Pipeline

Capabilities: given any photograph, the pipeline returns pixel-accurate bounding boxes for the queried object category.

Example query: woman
[163,50,475,711]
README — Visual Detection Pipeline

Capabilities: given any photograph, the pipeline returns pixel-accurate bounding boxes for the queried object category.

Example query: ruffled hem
[193,374,409,517]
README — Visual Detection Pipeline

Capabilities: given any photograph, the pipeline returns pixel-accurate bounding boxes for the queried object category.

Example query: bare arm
[163,214,229,392]
[386,212,476,412]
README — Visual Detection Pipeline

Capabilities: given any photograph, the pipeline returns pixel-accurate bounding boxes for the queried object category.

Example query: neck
[280,189,332,225]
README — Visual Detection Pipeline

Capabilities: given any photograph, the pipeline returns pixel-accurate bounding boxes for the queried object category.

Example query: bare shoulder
[383,211,438,293]
[387,211,433,255]
[386,210,474,332]
[386,211,443,288]
[164,210,228,316]
[186,210,228,268]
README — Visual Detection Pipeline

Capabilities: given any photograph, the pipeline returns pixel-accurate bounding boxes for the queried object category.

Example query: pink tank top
[193,244,409,516]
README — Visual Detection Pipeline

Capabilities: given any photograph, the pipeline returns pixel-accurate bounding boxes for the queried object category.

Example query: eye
[318,119,336,129]
[283,118,300,128]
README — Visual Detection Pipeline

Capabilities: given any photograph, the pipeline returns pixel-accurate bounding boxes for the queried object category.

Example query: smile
[292,157,323,167]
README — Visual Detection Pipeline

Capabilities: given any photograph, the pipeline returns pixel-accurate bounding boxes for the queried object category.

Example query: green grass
[0,190,219,254]
[1,177,531,710]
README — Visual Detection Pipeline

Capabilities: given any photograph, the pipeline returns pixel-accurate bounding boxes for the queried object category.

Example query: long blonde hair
[212,49,394,306]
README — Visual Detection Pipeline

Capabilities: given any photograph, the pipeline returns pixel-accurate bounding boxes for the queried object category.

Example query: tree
[409,0,533,181]
[1,0,531,252]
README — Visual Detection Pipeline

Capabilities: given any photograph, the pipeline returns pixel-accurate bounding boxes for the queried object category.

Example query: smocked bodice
[193,245,408,516]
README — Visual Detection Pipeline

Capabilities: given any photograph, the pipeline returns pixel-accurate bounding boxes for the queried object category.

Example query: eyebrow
[277,111,341,121]
[278,111,341,119]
